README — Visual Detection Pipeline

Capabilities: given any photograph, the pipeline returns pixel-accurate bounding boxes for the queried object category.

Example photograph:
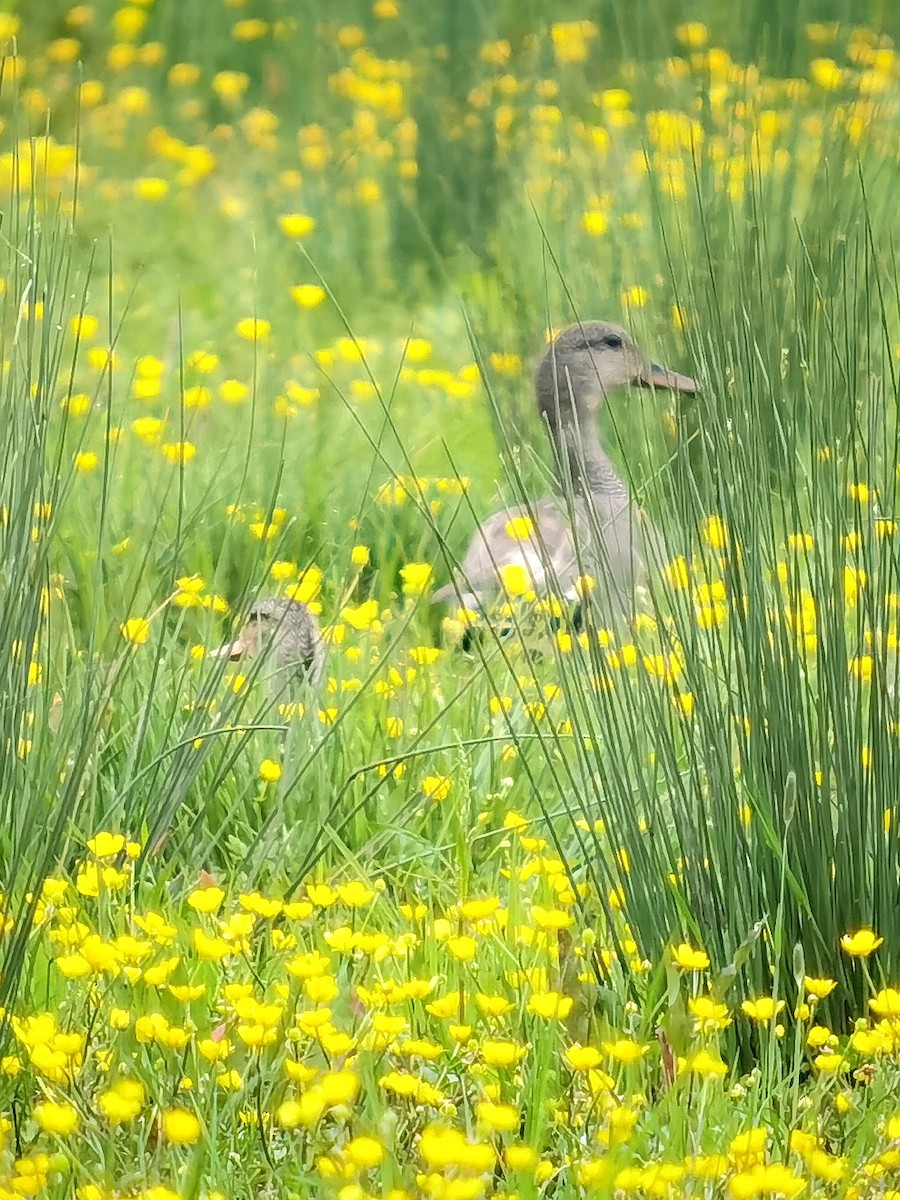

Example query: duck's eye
[581,333,623,351]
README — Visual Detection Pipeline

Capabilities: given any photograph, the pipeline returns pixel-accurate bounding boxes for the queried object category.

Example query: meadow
[2,0,900,1197]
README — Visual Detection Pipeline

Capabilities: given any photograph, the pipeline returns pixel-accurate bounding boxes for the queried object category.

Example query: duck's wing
[433,493,663,615]
[432,498,579,607]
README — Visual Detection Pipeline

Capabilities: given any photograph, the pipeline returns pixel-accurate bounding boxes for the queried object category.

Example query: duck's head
[209,598,304,663]
[536,320,697,423]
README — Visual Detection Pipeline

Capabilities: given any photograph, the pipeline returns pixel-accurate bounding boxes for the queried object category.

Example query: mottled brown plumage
[433,320,697,613]
[210,597,325,685]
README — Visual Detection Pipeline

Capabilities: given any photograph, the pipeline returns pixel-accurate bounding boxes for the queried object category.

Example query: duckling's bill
[207,638,248,661]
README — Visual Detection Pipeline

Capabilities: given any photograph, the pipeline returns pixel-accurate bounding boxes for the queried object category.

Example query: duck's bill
[636,363,698,393]
[207,639,247,661]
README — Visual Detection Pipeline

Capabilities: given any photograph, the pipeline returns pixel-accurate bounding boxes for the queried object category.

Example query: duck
[209,597,326,685]
[432,320,697,615]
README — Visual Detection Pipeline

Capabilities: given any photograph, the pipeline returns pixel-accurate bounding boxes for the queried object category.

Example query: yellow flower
[813,1052,845,1072]
[278,213,316,239]
[161,441,197,465]
[581,210,608,236]
[741,997,785,1022]
[811,57,842,88]
[675,21,708,46]
[307,883,337,907]
[212,69,249,101]
[259,758,282,783]
[730,1128,768,1167]
[120,617,151,645]
[504,515,534,541]
[621,285,649,307]
[499,563,531,597]
[840,928,883,957]
[601,1037,645,1064]
[187,885,225,913]
[336,880,374,907]
[187,349,219,374]
[804,976,837,999]
[134,177,169,201]
[870,988,900,1017]
[419,1124,495,1173]
[806,1149,846,1182]
[319,1069,359,1107]
[161,1107,202,1145]
[87,831,126,859]
[235,317,271,342]
[344,1136,384,1169]
[523,990,570,1020]
[476,1101,519,1133]
[220,379,249,404]
[88,347,116,370]
[410,645,442,666]
[34,1101,79,1135]
[233,17,267,40]
[446,935,477,961]
[250,522,279,540]
[671,942,709,971]
[277,1092,325,1128]
[688,995,731,1033]
[71,314,99,339]
[490,352,521,376]
[400,562,433,595]
[342,599,379,630]
[62,392,92,416]
[480,1039,525,1067]
[505,1145,540,1172]
[703,515,729,549]
[684,1049,727,1078]
[132,416,165,444]
[565,1044,602,1071]
[421,774,451,802]
[729,1163,804,1199]
[289,283,326,308]
[474,992,513,1017]
[401,337,431,363]
[664,556,691,589]
[97,1079,145,1124]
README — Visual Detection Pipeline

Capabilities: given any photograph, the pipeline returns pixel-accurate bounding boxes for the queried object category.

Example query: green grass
[2,0,900,1196]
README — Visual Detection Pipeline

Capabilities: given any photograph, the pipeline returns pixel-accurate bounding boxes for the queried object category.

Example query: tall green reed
[454,161,900,1036]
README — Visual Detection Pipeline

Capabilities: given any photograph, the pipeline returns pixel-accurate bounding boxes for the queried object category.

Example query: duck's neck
[550,403,628,500]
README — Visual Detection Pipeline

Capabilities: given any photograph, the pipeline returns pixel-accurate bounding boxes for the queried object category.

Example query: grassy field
[2,0,900,1196]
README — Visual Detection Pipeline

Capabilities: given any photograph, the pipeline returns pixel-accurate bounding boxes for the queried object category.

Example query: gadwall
[210,597,326,685]
[432,320,697,613]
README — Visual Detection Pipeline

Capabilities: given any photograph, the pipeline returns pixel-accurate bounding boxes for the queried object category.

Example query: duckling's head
[536,320,697,424]
[209,597,323,678]
[236,597,298,660]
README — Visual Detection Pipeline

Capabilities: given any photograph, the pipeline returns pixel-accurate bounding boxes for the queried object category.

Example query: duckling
[210,597,325,685]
